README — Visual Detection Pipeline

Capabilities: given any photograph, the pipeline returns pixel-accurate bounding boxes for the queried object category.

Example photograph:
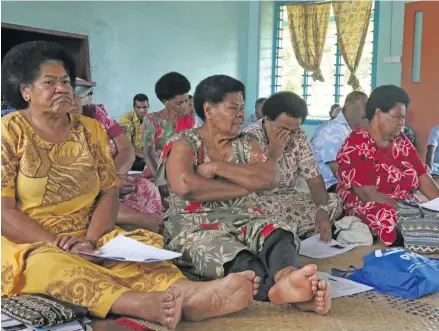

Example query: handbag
[332,248,439,299]
[397,201,439,254]
[1,294,89,327]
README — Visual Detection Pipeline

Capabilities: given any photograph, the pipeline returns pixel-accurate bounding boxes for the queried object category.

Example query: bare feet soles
[268,264,318,305]
[295,279,332,315]
[182,270,259,321]
[146,287,183,330]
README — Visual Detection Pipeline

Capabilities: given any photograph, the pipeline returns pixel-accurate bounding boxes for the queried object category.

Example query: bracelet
[316,205,329,213]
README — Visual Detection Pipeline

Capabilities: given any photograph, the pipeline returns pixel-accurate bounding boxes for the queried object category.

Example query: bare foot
[268,264,318,304]
[111,287,183,330]
[295,279,332,315]
[179,271,258,321]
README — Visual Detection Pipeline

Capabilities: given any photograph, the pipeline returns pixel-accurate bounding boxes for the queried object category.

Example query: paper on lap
[77,235,181,262]
[299,234,357,259]
[317,272,373,298]
[421,197,439,212]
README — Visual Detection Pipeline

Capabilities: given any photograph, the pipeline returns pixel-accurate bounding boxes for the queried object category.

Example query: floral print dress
[336,128,427,246]
[156,129,299,280]
[89,105,163,214]
[245,120,343,238]
[141,111,194,177]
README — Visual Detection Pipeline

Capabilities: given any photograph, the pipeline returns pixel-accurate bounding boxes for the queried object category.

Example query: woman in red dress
[336,85,439,246]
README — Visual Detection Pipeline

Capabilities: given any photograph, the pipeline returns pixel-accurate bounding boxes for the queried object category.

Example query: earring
[23,96,29,102]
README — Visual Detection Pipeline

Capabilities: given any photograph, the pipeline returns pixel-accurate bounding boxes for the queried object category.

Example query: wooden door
[401,1,439,159]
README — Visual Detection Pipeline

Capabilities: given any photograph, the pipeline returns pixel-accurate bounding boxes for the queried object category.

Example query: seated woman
[1,41,264,330]
[245,92,343,242]
[336,85,439,246]
[157,75,331,314]
[141,72,194,179]
[70,94,163,233]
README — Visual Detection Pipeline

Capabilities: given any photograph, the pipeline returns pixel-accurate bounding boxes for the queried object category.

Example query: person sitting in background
[156,75,332,314]
[336,85,439,246]
[250,97,266,124]
[245,92,342,242]
[329,103,341,119]
[426,124,439,175]
[312,91,368,192]
[119,93,149,171]
[71,94,163,233]
[141,72,194,179]
[1,41,264,330]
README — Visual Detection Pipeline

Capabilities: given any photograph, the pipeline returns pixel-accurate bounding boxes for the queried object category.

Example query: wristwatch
[316,205,329,213]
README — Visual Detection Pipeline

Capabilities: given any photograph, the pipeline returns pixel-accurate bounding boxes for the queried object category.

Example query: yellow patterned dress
[1,112,184,318]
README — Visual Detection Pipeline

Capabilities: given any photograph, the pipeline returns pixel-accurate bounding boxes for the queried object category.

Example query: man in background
[250,97,267,123]
[312,91,368,192]
[119,93,149,171]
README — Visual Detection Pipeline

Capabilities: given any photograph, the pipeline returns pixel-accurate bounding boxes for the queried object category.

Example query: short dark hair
[365,85,410,121]
[262,91,308,122]
[155,72,191,103]
[255,97,267,107]
[1,41,76,110]
[193,75,245,120]
[133,93,149,106]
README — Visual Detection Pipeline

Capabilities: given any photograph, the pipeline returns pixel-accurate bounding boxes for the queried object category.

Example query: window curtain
[332,0,373,90]
[286,2,331,82]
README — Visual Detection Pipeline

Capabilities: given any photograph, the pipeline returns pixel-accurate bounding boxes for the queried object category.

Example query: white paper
[299,234,357,259]
[317,272,373,298]
[77,235,181,262]
[1,314,33,331]
[421,197,439,212]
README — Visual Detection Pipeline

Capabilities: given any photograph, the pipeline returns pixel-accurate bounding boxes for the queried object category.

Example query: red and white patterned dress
[336,127,427,246]
[88,105,163,215]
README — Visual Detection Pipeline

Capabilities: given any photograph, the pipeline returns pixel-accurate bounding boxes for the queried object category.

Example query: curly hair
[1,41,76,110]
[193,75,245,120]
[262,91,308,123]
[365,85,410,121]
[155,72,191,103]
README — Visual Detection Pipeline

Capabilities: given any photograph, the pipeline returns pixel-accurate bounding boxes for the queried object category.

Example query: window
[273,2,375,120]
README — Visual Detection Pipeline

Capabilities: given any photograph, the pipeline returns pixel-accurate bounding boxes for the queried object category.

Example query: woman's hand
[314,210,332,243]
[268,127,291,161]
[119,176,136,196]
[55,236,103,264]
[196,162,217,179]
[249,153,268,164]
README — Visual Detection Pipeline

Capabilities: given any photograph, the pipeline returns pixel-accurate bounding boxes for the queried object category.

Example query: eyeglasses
[386,113,406,123]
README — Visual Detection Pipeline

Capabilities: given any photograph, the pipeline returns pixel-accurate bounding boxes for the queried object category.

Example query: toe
[318,279,327,291]
[254,276,261,284]
[162,301,175,309]
[242,270,256,281]
[301,264,318,277]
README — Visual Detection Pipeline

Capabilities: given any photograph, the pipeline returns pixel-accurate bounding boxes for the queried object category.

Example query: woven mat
[107,244,439,331]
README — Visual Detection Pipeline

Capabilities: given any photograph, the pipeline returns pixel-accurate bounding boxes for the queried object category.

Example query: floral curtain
[286,2,331,82]
[332,0,373,90]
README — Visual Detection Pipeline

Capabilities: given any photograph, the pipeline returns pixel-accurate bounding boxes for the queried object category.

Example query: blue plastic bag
[332,248,439,299]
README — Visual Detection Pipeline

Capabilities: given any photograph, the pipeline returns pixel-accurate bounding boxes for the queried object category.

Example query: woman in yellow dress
[1,41,260,330]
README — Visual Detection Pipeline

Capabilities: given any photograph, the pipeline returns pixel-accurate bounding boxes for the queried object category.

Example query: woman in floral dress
[142,72,195,180]
[336,85,439,245]
[71,95,163,233]
[245,92,343,242]
[156,75,332,314]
